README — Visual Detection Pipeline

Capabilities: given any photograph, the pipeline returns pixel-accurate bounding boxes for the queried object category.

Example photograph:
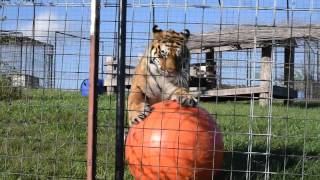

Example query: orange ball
[125,100,224,180]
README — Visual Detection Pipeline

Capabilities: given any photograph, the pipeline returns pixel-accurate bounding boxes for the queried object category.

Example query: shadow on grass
[216,145,320,180]
[289,101,320,108]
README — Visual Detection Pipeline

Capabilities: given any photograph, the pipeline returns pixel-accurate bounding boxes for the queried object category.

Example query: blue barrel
[81,79,104,97]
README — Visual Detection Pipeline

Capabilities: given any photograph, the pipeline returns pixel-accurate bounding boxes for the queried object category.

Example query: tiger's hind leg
[128,88,152,126]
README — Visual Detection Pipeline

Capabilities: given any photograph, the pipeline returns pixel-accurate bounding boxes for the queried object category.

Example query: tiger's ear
[181,29,190,39]
[153,25,162,33]
[152,25,162,39]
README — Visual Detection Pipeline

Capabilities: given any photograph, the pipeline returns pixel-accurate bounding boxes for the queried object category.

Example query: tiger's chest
[144,74,178,101]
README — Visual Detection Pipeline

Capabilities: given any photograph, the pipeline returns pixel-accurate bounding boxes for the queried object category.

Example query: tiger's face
[149,25,190,75]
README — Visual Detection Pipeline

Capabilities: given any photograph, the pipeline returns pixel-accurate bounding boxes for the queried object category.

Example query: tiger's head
[149,25,190,75]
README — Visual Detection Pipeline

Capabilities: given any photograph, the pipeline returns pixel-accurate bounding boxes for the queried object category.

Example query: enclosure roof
[0,30,53,47]
[188,24,320,52]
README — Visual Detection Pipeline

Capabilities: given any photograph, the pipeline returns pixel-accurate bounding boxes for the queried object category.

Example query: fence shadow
[290,101,320,108]
[216,145,319,180]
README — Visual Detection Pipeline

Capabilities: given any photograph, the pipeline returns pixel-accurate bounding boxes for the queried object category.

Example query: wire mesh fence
[0,0,320,179]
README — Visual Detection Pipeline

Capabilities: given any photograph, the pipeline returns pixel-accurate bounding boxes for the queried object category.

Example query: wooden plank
[190,85,297,99]
[104,79,131,86]
[188,25,317,51]
[189,41,286,54]
[190,43,267,53]
[190,86,268,97]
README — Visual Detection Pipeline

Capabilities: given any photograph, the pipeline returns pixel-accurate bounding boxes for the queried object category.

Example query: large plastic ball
[125,100,224,180]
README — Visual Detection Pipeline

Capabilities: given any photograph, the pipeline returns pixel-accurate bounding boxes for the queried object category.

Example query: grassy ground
[0,89,319,179]
[202,101,320,180]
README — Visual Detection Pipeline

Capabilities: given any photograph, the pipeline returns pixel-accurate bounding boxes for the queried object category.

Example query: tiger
[127,25,197,126]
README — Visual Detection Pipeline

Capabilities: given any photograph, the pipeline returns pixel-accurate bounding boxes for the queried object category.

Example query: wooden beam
[190,86,267,97]
[190,85,297,99]
[190,43,266,54]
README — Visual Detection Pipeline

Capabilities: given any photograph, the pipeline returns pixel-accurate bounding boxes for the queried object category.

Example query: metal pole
[115,0,127,179]
[20,39,23,76]
[43,45,46,88]
[50,45,54,88]
[31,0,35,87]
[317,42,319,82]
[286,0,290,24]
[152,0,155,26]
[54,32,57,88]
[87,0,100,179]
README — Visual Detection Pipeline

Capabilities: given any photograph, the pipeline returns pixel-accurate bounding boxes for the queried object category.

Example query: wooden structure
[104,56,135,93]
[0,30,54,88]
[11,74,40,88]
[187,25,320,104]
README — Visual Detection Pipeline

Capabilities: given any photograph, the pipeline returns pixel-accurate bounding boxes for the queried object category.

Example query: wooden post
[284,42,295,102]
[259,45,272,106]
[205,50,217,89]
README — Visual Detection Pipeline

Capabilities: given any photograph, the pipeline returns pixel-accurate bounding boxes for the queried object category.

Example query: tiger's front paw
[131,103,152,125]
[171,94,198,107]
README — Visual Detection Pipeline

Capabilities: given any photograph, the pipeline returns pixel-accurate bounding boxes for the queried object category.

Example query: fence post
[259,45,272,107]
[87,0,100,179]
[115,0,127,179]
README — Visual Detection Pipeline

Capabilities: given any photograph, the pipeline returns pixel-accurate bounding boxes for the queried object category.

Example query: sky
[1,0,320,89]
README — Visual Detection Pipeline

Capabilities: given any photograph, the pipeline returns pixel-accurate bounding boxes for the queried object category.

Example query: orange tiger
[127,25,197,126]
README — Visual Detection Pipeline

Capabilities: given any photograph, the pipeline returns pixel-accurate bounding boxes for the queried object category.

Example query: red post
[87,0,100,179]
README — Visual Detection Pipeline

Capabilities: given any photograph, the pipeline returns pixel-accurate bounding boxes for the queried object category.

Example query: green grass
[202,101,320,180]
[0,89,319,179]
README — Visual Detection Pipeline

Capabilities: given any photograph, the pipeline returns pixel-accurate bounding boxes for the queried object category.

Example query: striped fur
[127,25,197,126]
